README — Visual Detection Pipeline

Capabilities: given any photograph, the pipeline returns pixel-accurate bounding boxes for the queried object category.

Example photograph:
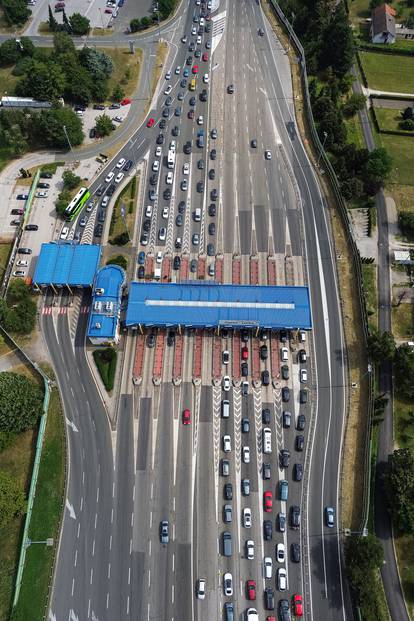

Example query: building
[0,96,54,110]
[371,4,396,44]
[33,243,101,289]
[87,265,125,345]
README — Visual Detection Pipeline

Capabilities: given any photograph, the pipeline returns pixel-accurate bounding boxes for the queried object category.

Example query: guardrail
[268,0,374,533]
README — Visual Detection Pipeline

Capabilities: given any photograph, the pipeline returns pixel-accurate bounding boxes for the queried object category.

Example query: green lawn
[374,107,414,134]
[362,263,378,330]
[377,131,414,186]
[395,535,414,619]
[392,303,414,340]
[360,51,414,93]
[344,114,365,148]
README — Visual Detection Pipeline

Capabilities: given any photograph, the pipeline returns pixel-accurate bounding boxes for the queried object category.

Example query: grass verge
[0,241,12,283]
[344,114,365,148]
[11,374,65,621]
[360,51,414,93]
[392,303,414,341]
[152,42,168,95]
[103,47,143,102]
[108,174,139,243]
[362,263,378,330]
[374,107,414,135]
[93,348,117,391]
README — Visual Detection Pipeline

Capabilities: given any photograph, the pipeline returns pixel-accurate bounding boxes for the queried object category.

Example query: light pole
[287,12,295,52]
[317,131,328,167]
[351,363,373,388]
[62,124,75,161]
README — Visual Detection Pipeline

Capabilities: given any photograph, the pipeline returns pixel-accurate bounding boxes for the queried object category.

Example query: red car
[293,594,303,616]
[202,52,208,61]
[241,346,248,360]
[192,64,199,74]
[182,409,191,425]
[188,109,195,119]
[147,118,155,127]
[120,98,132,106]
[246,580,256,600]
[104,7,112,12]
[264,490,272,512]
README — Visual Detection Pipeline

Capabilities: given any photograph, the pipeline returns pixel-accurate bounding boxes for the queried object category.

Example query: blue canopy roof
[33,243,101,287]
[126,282,312,329]
[87,265,125,340]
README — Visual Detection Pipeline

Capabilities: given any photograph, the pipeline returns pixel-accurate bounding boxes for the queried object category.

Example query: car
[242,478,250,496]
[152,160,160,173]
[197,159,205,171]
[293,463,303,481]
[203,73,209,83]
[137,265,145,279]
[277,568,287,591]
[293,594,303,616]
[36,191,47,198]
[200,89,208,102]
[147,333,156,348]
[243,507,252,528]
[264,556,273,579]
[109,103,121,109]
[175,106,182,117]
[188,109,195,119]
[150,174,158,186]
[211,188,218,201]
[262,408,270,424]
[281,365,289,380]
[325,506,335,528]
[115,172,124,184]
[192,64,199,74]
[162,108,170,118]
[206,40,211,48]
[16,260,28,267]
[142,219,151,233]
[164,85,172,96]
[278,599,291,621]
[263,520,272,540]
[105,171,114,183]
[299,389,308,404]
[181,179,188,191]
[181,34,188,43]
[211,128,218,139]
[242,446,250,463]
[165,71,171,80]
[241,329,248,342]
[276,543,285,563]
[222,375,231,391]
[192,232,200,245]
[60,226,69,240]
[202,52,208,61]
[264,588,275,611]
[165,96,173,107]
[260,344,268,360]
[147,117,155,128]
[246,579,256,600]
[264,490,272,512]
[195,49,201,58]
[158,227,166,241]
[176,214,184,227]
[208,204,216,218]
[300,368,308,383]
[184,141,192,154]
[167,330,176,345]
[160,520,169,543]
[140,232,149,245]
[79,216,87,228]
[222,350,230,364]
[223,573,233,597]
[280,449,290,469]
[298,349,307,363]
[258,27,265,35]
[165,171,173,185]
[39,171,53,178]
[113,115,123,123]
[282,387,290,402]
[242,381,249,396]
[175,65,181,74]
[156,133,165,145]
[179,407,191,426]
[178,201,186,214]
[281,411,291,429]
[11,209,24,215]
[227,84,234,93]
[251,139,257,148]
[107,184,116,196]
[263,463,271,480]
[163,188,171,200]
[197,115,204,125]
[295,435,304,451]
[25,224,38,231]
[281,347,289,361]
[123,160,133,172]
[190,259,197,272]
[221,459,230,476]
[223,435,231,452]
[224,483,233,500]
[296,414,306,431]
[223,504,232,523]
[291,542,300,563]
[242,418,250,433]
[262,370,270,386]
[37,182,50,189]
[246,609,259,621]
[207,243,215,256]
[265,150,272,160]
[13,270,26,277]
[196,578,206,599]
[291,505,301,529]
[241,363,248,378]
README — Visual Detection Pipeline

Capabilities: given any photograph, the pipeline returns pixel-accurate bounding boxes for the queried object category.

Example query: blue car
[138,251,145,265]
[183,68,189,77]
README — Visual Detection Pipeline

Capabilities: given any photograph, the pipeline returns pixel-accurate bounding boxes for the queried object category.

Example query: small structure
[0,96,53,109]
[33,243,101,289]
[394,250,414,265]
[371,4,396,44]
[87,265,125,345]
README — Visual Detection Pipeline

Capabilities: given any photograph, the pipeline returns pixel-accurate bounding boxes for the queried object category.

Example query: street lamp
[317,131,328,167]
[351,363,373,388]
[287,12,295,52]
[62,124,75,161]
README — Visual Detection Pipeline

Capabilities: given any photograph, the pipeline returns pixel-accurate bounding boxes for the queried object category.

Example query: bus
[167,149,176,169]
[64,187,90,221]
[189,78,196,91]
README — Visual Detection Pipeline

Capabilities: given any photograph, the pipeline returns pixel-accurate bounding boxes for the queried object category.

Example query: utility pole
[317,131,328,167]
[62,124,75,162]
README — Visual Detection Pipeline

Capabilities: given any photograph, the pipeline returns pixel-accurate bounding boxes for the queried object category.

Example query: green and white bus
[64,187,90,221]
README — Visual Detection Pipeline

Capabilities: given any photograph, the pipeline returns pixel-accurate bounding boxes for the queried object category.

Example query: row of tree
[48,6,90,36]
[368,332,414,401]
[0,281,37,334]
[398,211,414,238]
[0,0,31,26]
[345,534,384,620]
[55,170,82,216]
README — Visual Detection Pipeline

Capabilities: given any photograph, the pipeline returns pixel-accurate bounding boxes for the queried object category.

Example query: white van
[262,427,272,454]
[193,208,201,222]
[145,205,153,218]
[222,400,230,418]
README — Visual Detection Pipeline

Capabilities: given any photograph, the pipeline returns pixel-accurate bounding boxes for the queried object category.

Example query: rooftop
[87,265,125,341]
[33,243,101,287]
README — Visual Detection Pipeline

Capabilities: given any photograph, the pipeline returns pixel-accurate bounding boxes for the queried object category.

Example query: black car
[224,483,233,500]
[173,256,181,270]
[282,411,291,428]
[207,243,215,256]
[195,49,201,58]
[263,520,272,541]
[209,168,215,179]
[241,478,250,496]
[210,148,217,160]
[93,104,105,110]
[197,181,204,193]
[159,119,166,129]
[241,362,248,377]
[293,463,303,482]
[150,173,158,185]
[211,188,218,201]
[250,139,257,148]
[140,232,149,245]
[25,224,38,231]
[198,159,205,169]
[208,222,216,235]
[242,418,250,433]
[89,127,96,139]
[262,408,270,424]
[40,171,53,178]
[264,588,275,611]
[107,184,116,196]
[189,96,196,106]
[208,203,216,216]
[227,84,235,94]
[281,365,289,380]
[190,259,197,272]
[290,505,301,529]
[280,449,290,469]
[98,210,105,223]
[262,370,270,386]
[163,188,172,200]
[184,141,192,154]
[278,599,291,621]
[37,182,50,189]
[147,333,156,348]
[189,42,195,51]
[162,107,170,118]
[263,463,271,480]
[241,329,249,342]
[143,219,151,232]
[174,106,182,117]
[295,435,305,451]
[165,96,173,106]
[282,386,290,402]
[260,345,268,360]
[300,389,308,404]
[186,55,193,65]
[137,265,145,278]
[298,349,307,363]
[280,329,288,342]
[180,78,187,88]
[123,160,133,171]
[200,89,208,102]
[156,133,165,144]
[291,542,301,563]
[176,214,183,226]
[296,414,306,431]
[172,125,180,136]
[167,330,175,345]
[95,224,103,238]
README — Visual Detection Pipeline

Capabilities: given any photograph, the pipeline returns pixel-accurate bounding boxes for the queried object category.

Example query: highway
[42,0,350,619]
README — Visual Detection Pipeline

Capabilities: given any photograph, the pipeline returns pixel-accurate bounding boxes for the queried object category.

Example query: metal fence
[268,0,374,534]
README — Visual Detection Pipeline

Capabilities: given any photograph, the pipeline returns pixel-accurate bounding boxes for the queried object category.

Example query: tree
[130,18,142,32]
[398,211,414,237]
[402,106,414,121]
[369,0,383,8]
[384,448,414,534]
[1,0,31,25]
[363,147,393,187]
[2,123,28,156]
[33,107,83,148]
[367,330,396,362]
[343,93,366,117]
[15,60,66,101]
[345,534,384,613]
[406,10,414,27]
[48,4,58,30]
[62,169,81,191]
[19,36,35,58]
[141,16,151,27]
[0,471,26,528]
[107,255,128,270]
[394,344,414,399]
[69,13,90,35]
[112,83,125,102]
[0,372,43,433]
[79,47,114,78]
[399,119,414,131]
[95,113,114,137]
[55,189,72,216]
[318,4,354,78]
[53,31,76,56]
[0,39,22,67]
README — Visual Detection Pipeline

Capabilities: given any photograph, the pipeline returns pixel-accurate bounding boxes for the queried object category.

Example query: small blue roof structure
[33,243,101,287]
[126,282,312,330]
[87,265,125,343]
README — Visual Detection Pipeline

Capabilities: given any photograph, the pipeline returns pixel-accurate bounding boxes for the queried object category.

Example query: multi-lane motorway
[43,0,350,619]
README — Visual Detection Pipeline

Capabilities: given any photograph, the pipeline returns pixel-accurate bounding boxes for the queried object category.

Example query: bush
[107,255,128,270]
[0,470,26,528]
[109,231,129,246]
[0,281,37,334]
[399,119,414,131]
[398,211,414,237]
[93,348,117,391]
[0,372,43,433]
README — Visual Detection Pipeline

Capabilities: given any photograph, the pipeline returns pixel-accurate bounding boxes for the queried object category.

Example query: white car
[162,207,169,219]
[13,270,26,277]
[175,65,181,74]
[115,172,124,183]
[183,163,190,175]
[246,539,254,560]
[36,191,47,198]
[164,84,172,95]
[169,140,176,152]
[152,161,160,172]
[222,376,231,391]
[166,171,173,185]
[203,73,209,83]
[196,578,206,599]
[223,573,233,596]
[116,157,126,169]
[223,435,231,452]
[165,71,171,80]
[60,226,69,240]
[155,146,162,157]
[181,179,188,191]
[281,347,288,362]
[243,507,252,528]
[300,368,308,383]
[242,446,250,464]
[246,610,258,621]
[197,35,201,44]
[16,260,28,267]
[105,171,114,183]
[277,567,287,591]
[264,557,273,579]
[191,26,197,35]
[265,150,272,160]
[156,251,162,264]
[158,227,166,241]
[197,115,204,125]
[276,543,285,563]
